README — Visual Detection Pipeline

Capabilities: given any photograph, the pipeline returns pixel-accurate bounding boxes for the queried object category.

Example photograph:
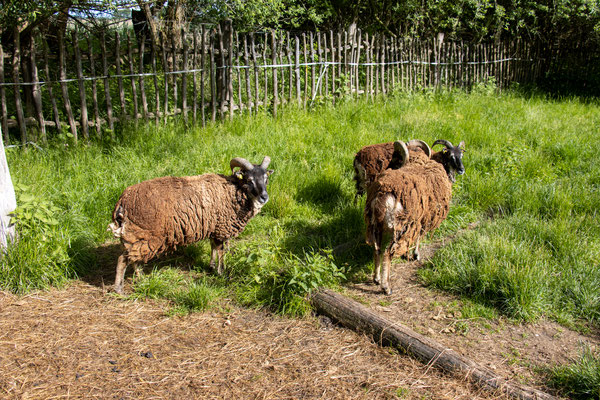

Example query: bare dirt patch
[0,231,596,399]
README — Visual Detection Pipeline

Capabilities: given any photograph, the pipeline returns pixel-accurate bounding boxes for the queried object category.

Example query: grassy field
[4,89,600,323]
[4,88,600,397]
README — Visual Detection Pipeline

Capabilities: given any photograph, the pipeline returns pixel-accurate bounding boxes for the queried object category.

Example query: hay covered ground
[1,234,596,399]
[2,282,495,400]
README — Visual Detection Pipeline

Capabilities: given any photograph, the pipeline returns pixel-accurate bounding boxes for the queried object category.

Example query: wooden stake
[30,34,46,142]
[43,40,62,137]
[126,33,139,123]
[61,30,78,140]
[139,35,148,122]
[87,38,101,137]
[115,32,126,120]
[272,30,278,117]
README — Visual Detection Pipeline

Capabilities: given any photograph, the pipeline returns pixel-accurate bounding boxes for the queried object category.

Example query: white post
[0,126,16,249]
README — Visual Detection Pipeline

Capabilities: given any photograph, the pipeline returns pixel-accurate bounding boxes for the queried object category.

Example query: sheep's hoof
[413,250,421,261]
[382,287,393,296]
[373,277,380,285]
[114,285,124,295]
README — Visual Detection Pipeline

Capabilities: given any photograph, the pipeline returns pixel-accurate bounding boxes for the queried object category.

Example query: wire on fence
[0,58,530,87]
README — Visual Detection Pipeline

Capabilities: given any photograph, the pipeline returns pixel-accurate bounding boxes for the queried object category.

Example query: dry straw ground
[0,235,597,399]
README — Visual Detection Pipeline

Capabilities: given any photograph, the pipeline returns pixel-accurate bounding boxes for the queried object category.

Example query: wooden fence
[0,21,543,144]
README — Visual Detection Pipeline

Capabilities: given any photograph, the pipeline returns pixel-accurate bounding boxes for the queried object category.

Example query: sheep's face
[441,141,465,183]
[234,166,273,209]
[231,156,273,210]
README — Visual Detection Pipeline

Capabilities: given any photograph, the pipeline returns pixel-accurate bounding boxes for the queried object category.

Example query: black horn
[230,157,255,173]
[432,139,454,150]
[407,139,432,158]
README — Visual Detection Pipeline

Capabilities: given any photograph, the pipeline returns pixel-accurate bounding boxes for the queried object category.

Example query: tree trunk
[0,126,16,250]
[135,0,161,48]
[311,289,558,400]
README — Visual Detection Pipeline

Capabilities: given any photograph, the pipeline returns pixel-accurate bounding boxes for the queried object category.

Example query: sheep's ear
[267,169,274,176]
[234,170,244,180]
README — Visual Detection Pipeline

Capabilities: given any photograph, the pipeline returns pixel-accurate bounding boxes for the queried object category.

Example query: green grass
[129,267,223,315]
[549,347,600,399]
[3,89,600,326]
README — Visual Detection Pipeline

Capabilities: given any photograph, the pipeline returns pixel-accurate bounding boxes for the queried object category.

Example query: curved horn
[407,139,432,158]
[230,157,254,173]
[260,156,271,169]
[432,139,454,150]
[393,140,410,168]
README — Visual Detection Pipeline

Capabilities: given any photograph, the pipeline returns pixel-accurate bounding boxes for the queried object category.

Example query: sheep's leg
[380,234,394,295]
[413,238,421,261]
[114,254,128,294]
[372,231,383,285]
[133,263,143,279]
[210,239,225,275]
[217,241,226,275]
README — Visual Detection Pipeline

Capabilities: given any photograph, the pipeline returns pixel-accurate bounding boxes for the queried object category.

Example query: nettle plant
[10,184,60,235]
[1,184,72,293]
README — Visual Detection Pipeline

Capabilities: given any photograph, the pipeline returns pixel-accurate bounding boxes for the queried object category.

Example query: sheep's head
[432,140,466,182]
[230,156,274,207]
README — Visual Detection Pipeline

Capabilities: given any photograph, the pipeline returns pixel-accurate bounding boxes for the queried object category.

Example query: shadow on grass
[69,237,212,289]
[295,175,348,214]
[281,204,373,282]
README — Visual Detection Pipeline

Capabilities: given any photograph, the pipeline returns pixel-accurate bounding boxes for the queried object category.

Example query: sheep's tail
[107,205,125,238]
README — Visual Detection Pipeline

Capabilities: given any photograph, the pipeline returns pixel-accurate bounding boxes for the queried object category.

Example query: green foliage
[550,346,600,399]
[1,184,74,293]
[10,184,60,232]
[229,236,345,316]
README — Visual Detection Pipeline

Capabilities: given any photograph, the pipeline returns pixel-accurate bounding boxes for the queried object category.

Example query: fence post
[12,28,27,144]
[228,24,234,120]
[72,32,89,140]
[87,37,101,138]
[115,32,126,121]
[182,27,189,125]
[216,19,232,119]
[126,32,139,124]
[149,34,159,124]
[272,30,278,118]
[295,36,301,106]
[29,37,46,143]
[0,43,7,141]
[100,32,114,133]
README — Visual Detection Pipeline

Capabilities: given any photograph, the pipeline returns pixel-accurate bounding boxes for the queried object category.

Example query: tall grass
[3,90,600,327]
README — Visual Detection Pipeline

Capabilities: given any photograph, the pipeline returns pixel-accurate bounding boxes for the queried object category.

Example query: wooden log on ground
[311,288,558,400]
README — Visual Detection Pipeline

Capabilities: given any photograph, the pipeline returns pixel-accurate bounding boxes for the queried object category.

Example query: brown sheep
[108,156,273,294]
[353,139,431,199]
[364,141,465,295]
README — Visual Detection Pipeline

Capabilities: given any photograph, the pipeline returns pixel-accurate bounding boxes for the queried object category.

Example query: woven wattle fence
[0,20,543,144]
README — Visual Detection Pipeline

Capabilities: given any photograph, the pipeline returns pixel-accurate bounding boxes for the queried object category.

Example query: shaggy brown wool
[112,174,256,263]
[354,142,395,178]
[365,150,452,258]
[353,142,432,195]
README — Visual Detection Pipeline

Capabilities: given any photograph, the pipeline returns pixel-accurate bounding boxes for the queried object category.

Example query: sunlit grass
[4,90,600,326]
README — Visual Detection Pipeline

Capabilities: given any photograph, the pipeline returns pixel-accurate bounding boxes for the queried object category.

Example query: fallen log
[311,288,559,400]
